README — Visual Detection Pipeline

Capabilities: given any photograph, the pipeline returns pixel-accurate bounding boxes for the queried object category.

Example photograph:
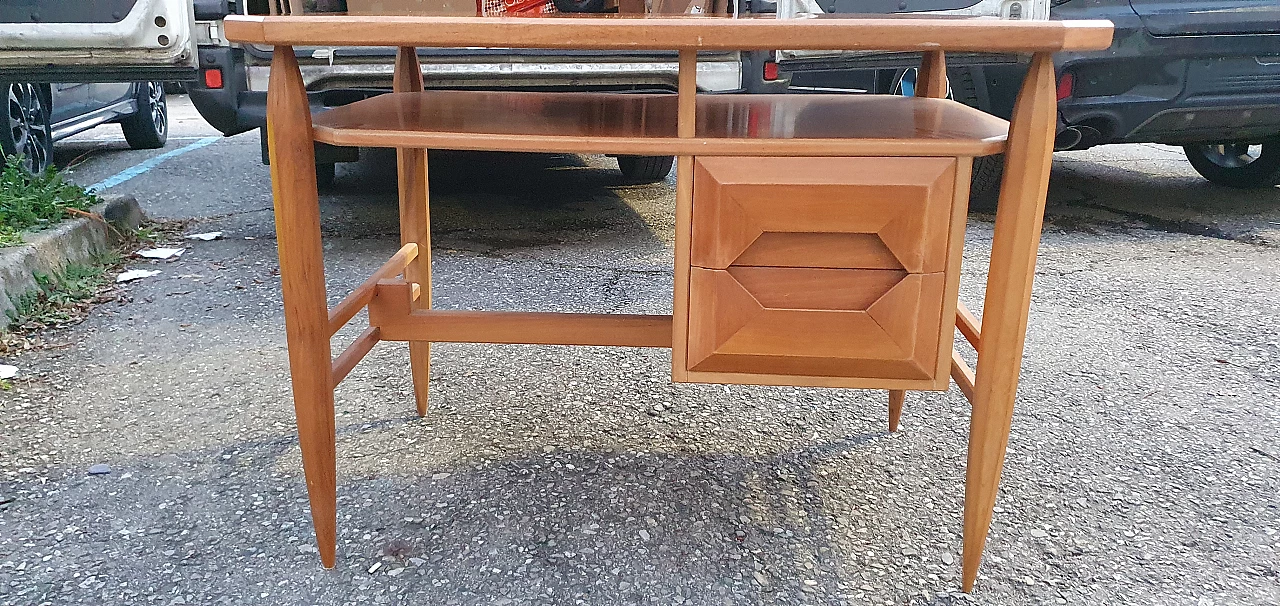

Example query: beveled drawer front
[687,267,946,380]
[684,155,963,385]
[691,156,957,273]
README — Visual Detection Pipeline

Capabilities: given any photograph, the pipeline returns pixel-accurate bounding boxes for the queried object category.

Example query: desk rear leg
[888,390,905,433]
[393,48,433,418]
[398,147,432,417]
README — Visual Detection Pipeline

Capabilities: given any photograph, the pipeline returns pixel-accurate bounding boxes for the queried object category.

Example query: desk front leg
[266,45,338,568]
[962,52,1057,591]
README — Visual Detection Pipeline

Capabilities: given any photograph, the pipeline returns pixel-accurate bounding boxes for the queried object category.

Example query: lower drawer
[687,266,947,381]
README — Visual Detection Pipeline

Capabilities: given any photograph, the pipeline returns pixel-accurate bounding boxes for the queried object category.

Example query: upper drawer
[691,156,957,273]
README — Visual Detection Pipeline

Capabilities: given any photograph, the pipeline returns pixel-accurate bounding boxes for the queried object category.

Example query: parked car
[771,0,1280,198]
[2,81,170,173]
[184,0,1046,186]
[1050,0,1280,189]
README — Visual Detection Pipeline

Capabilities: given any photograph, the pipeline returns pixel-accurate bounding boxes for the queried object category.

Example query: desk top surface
[224,14,1113,53]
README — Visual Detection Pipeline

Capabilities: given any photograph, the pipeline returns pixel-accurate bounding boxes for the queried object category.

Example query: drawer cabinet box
[681,156,969,389]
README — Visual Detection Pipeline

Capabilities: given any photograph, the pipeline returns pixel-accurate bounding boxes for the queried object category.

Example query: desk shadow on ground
[32,400,973,606]
[317,149,672,256]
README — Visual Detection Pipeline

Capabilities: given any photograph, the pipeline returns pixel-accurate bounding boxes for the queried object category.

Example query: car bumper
[189,46,742,137]
[1052,3,1280,145]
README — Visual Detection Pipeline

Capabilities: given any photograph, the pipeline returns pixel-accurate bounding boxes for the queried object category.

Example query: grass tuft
[0,155,98,247]
[6,252,120,331]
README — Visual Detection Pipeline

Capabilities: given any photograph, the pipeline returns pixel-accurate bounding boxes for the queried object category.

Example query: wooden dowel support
[377,310,674,348]
[331,326,381,388]
[327,243,419,336]
[956,301,982,351]
[950,350,975,403]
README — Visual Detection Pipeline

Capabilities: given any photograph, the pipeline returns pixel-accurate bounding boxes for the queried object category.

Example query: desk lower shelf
[311,90,1010,157]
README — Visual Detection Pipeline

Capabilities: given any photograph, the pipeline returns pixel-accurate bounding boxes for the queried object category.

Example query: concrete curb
[0,194,145,324]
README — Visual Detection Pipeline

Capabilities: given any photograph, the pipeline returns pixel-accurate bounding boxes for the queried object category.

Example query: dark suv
[1050,0,1280,188]
[770,0,1280,194]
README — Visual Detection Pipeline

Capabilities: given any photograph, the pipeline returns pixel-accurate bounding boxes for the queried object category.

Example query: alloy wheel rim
[1200,143,1262,169]
[148,81,167,138]
[6,83,50,172]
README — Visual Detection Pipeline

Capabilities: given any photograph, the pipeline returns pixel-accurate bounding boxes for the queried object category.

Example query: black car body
[1052,1,1279,149]
[771,0,1280,193]
[1050,0,1280,187]
[2,81,170,174]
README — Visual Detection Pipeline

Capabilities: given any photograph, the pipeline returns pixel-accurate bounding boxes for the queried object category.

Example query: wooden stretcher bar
[327,243,418,336]
[956,301,982,351]
[331,326,381,388]
[951,349,976,403]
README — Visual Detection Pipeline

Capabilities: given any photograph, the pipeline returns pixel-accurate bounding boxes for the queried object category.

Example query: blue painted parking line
[86,136,221,193]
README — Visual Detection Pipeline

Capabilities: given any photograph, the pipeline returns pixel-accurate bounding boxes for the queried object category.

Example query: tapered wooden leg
[394,47,433,417]
[400,148,431,417]
[917,50,948,99]
[962,52,1058,592]
[267,46,337,568]
[888,390,905,433]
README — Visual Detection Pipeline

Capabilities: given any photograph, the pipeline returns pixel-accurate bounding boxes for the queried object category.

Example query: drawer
[691,156,957,273]
[683,156,965,385]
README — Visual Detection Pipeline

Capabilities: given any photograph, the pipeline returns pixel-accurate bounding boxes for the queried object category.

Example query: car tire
[316,162,336,190]
[617,155,674,183]
[120,81,169,150]
[1,82,53,173]
[1183,140,1280,188]
[949,68,1004,210]
[893,67,1003,210]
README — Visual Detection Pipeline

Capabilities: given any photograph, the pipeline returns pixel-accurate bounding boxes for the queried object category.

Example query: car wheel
[1,82,53,173]
[894,67,1003,209]
[120,81,169,150]
[948,68,1004,210]
[1183,140,1280,188]
[617,155,674,183]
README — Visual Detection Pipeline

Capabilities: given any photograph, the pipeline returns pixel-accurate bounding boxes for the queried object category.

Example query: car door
[48,83,91,125]
[0,0,196,82]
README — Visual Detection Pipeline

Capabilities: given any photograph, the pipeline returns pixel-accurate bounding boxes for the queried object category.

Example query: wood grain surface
[312,91,1010,157]
[224,14,1113,53]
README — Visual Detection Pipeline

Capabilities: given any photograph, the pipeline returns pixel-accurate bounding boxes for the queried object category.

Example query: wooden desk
[225,14,1113,592]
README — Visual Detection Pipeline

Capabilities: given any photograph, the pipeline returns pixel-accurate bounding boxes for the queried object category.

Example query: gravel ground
[0,98,1277,605]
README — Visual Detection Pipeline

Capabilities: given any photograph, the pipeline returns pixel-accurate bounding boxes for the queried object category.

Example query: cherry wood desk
[224,14,1112,592]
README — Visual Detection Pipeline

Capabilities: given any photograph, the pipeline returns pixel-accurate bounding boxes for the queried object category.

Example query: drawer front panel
[688,267,946,380]
[685,156,961,384]
[691,156,957,273]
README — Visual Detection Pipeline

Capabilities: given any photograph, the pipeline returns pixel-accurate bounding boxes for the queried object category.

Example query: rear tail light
[1056,72,1073,101]
[203,68,224,89]
[762,61,779,82]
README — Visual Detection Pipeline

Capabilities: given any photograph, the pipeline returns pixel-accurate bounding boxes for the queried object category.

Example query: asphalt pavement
[0,96,1277,605]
